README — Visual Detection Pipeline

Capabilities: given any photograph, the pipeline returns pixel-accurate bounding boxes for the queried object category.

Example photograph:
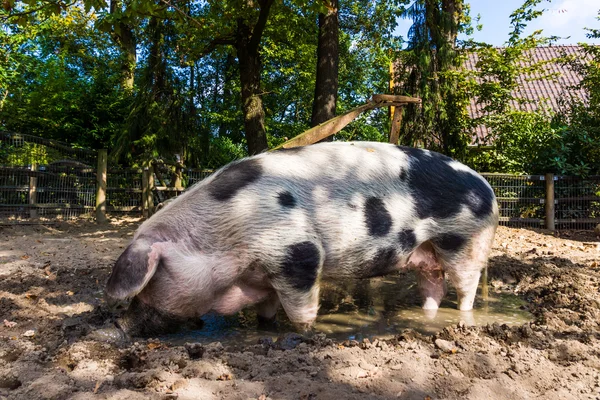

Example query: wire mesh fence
[152,168,214,205]
[186,169,215,187]
[0,132,598,230]
[480,173,547,228]
[555,175,600,230]
[0,164,97,221]
[107,169,143,214]
[0,132,98,222]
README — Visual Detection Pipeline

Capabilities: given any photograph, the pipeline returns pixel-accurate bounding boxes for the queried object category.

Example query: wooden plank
[107,206,142,212]
[555,196,600,202]
[154,186,186,192]
[372,94,421,104]
[0,204,94,209]
[555,218,600,224]
[496,197,544,203]
[271,101,379,150]
[497,217,544,223]
[271,94,421,150]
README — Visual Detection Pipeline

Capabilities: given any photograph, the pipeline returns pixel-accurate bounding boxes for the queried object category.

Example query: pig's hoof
[459,311,475,326]
[422,308,438,320]
[422,297,441,310]
[292,322,316,337]
[87,325,130,344]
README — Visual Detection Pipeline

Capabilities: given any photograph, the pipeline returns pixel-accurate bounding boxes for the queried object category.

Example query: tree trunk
[235,0,274,155]
[110,0,136,91]
[237,27,268,155]
[311,0,339,132]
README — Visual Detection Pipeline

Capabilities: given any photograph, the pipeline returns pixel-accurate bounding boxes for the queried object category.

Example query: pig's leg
[272,241,324,331]
[277,286,321,332]
[255,292,280,328]
[409,242,447,310]
[438,225,496,311]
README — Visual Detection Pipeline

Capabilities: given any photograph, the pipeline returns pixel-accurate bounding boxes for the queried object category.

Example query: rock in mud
[434,339,457,353]
[184,343,205,360]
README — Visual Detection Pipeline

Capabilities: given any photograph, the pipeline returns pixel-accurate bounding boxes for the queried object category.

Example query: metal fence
[555,175,600,230]
[0,132,598,229]
[107,168,143,214]
[0,132,98,221]
[480,173,600,230]
[481,174,546,228]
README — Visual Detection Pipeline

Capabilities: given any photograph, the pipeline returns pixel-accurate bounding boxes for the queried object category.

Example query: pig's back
[169,142,495,277]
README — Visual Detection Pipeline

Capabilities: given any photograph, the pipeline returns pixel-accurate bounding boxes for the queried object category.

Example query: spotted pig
[105,142,498,334]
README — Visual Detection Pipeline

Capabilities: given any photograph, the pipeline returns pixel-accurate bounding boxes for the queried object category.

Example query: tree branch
[0,1,76,22]
[248,0,274,53]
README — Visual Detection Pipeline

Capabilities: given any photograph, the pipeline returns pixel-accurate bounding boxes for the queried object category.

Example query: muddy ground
[1,218,599,400]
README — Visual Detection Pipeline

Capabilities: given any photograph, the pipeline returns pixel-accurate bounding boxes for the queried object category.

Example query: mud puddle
[162,272,532,346]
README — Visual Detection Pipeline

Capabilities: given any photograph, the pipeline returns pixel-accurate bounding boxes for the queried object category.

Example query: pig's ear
[105,241,161,301]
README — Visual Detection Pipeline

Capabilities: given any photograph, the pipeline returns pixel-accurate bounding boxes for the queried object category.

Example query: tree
[0,4,128,149]
[311,0,339,130]
[396,0,473,158]
[235,0,274,155]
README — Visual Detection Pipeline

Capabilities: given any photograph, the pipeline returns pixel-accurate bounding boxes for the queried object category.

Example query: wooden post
[389,61,395,120]
[29,163,38,219]
[95,149,108,223]
[389,105,403,144]
[545,173,555,230]
[147,166,155,216]
[142,168,149,219]
[142,167,155,218]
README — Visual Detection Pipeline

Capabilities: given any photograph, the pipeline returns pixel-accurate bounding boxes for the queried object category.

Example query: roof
[465,45,589,143]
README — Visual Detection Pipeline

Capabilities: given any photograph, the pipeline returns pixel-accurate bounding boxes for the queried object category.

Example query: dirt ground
[1,218,599,400]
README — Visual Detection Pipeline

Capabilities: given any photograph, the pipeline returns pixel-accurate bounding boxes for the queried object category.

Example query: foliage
[468,5,600,176]
[0,5,128,150]
[1,0,599,177]
[397,0,474,160]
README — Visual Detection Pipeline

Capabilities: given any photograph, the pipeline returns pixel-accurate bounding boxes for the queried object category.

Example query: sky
[395,0,600,47]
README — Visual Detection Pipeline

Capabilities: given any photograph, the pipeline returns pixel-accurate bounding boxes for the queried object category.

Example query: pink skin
[212,285,271,315]
[408,241,447,310]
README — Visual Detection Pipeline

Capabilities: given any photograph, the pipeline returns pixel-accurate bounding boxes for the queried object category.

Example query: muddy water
[162,272,532,346]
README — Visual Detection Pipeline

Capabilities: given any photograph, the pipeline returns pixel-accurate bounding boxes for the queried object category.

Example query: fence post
[95,149,108,223]
[545,173,555,230]
[142,167,155,218]
[142,168,149,218]
[388,105,403,144]
[148,166,155,216]
[29,163,38,219]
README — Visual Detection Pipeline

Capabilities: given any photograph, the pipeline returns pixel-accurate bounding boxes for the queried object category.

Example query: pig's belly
[212,284,271,315]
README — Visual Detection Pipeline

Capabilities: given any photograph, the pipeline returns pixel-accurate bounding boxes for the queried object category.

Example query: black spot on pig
[208,159,263,201]
[362,248,398,278]
[281,242,321,291]
[433,233,467,252]
[278,191,296,208]
[364,197,392,237]
[399,169,408,181]
[398,229,417,251]
[396,146,494,219]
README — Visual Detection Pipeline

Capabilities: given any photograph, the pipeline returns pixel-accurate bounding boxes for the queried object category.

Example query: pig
[105,141,498,335]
